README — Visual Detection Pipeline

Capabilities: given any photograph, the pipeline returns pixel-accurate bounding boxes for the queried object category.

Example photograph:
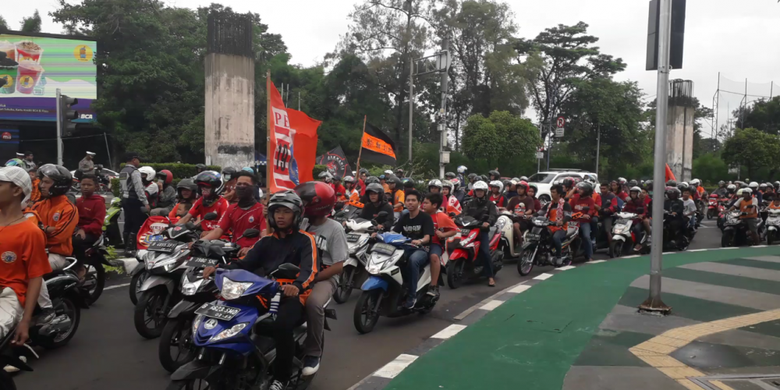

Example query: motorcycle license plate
[373,243,396,256]
[148,240,177,253]
[187,257,219,268]
[617,219,630,225]
[526,233,540,241]
[347,233,362,243]
[614,224,627,231]
[195,303,241,321]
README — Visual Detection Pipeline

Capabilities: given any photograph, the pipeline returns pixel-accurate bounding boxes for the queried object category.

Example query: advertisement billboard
[0,32,97,122]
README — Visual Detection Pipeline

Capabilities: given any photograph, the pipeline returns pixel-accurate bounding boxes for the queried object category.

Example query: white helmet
[737,188,744,196]
[743,188,753,195]
[428,179,443,189]
[630,186,642,193]
[457,165,468,174]
[472,181,488,191]
[691,178,701,186]
[749,181,759,189]
[318,171,333,183]
[489,180,504,192]
[139,166,156,180]
[618,177,627,184]
[384,169,393,175]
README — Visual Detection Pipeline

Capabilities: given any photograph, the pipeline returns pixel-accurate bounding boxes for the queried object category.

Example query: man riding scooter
[462,181,498,287]
[392,190,435,308]
[728,187,760,245]
[506,182,535,247]
[622,186,648,253]
[201,171,266,256]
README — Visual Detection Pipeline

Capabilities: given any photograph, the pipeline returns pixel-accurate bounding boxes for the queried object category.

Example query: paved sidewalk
[383,247,780,390]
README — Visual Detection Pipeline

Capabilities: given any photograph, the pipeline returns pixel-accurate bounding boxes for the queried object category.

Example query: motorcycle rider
[622,186,648,252]
[539,184,572,266]
[73,174,106,280]
[176,171,229,235]
[664,187,688,247]
[569,181,597,262]
[682,188,697,234]
[392,190,435,308]
[422,192,457,300]
[457,165,468,187]
[358,183,394,231]
[27,168,41,205]
[488,180,506,208]
[151,170,176,216]
[428,179,442,195]
[764,183,775,203]
[562,178,577,201]
[713,181,728,198]
[462,181,498,286]
[395,168,405,179]
[331,176,347,201]
[192,163,207,180]
[506,182,535,245]
[527,184,542,211]
[343,176,360,202]
[467,173,478,191]
[488,170,501,182]
[598,182,621,254]
[452,178,466,204]
[0,166,51,346]
[221,167,238,204]
[440,180,462,215]
[202,171,266,255]
[388,176,405,221]
[119,153,149,255]
[21,151,36,172]
[729,187,760,245]
[504,180,519,199]
[168,178,198,219]
[138,166,159,208]
[203,191,317,390]
[611,180,628,202]
[725,184,738,206]
[749,181,762,204]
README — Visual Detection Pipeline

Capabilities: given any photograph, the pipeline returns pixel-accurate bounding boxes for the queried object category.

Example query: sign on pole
[555,116,565,138]
[536,151,544,159]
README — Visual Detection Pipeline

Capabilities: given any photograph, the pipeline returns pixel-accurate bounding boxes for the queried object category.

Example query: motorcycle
[158,229,259,373]
[168,265,336,390]
[334,216,379,304]
[721,210,755,247]
[332,198,364,223]
[516,214,584,276]
[497,211,523,260]
[609,212,648,257]
[445,215,504,289]
[353,233,438,334]
[766,209,780,245]
[30,258,88,350]
[707,194,722,220]
[0,326,32,390]
[103,197,123,248]
[78,234,111,304]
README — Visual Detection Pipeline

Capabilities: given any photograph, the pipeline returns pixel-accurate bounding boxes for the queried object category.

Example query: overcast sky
[5,0,780,136]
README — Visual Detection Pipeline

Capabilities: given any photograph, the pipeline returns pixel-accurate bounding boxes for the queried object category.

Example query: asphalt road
[16,219,724,390]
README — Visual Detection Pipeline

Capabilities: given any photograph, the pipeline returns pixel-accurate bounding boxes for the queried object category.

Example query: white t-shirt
[682,198,696,216]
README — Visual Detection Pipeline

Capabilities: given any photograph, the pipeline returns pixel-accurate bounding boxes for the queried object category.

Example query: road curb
[348,247,739,390]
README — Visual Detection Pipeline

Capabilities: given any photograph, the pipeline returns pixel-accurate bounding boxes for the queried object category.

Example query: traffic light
[60,94,79,135]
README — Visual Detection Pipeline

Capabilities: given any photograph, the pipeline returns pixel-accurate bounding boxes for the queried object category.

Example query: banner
[361,122,397,166]
[288,109,321,183]
[665,163,676,182]
[317,146,352,178]
[268,80,298,192]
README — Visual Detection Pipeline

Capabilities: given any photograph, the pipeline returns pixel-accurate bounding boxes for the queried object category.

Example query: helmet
[775,181,780,190]
[318,171,333,183]
[678,181,690,190]
[467,173,477,181]
[736,188,744,196]
[450,178,460,190]
[395,168,404,174]
[726,184,737,193]
[295,181,336,218]
[195,163,206,171]
[457,165,468,174]
[489,180,503,193]
[442,180,454,192]
[665,187,681,199]
[760,183,768,190]
[332,175,342,182]
[562,178,574,188]
[403,178,415,188]
[665,180,677,188]
[749,181,759,189]
[472,181,488,193]
[365,176,380,185]
[718,180,725,187]
[691,178,701,186]
[488,170,500,179]
[767,183,775,190]
[618,177,627,184]
[519,176,529,181]
[343,176,356,184]
[37,164,72,196]
[628,180,638,188]
[359,168,369,175]
[388,176,402,187]
[365,183,386,202]
[644,180,653,190]
[266,190,304,229]
[445,172,457,179]
[384,170,393,175]
[222,167,237,181]
[157,169,173,185]
[241,167,255,174]
[4,158,24,167]
[195,171,225,196]
[428,179,443,190]
[527,184,538,195]
[138,166,156,182]
[576,181,594,196]
[177,178,198,198]
[517,180,528,191]
[630,186,642,193]
[743,187,753,195]
[379,174,386,180]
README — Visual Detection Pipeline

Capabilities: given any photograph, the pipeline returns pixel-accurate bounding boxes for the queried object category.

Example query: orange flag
[288,109,321,183]
[665,164,676,182]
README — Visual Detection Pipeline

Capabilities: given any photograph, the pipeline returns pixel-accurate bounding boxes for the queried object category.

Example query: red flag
[136,216,174,249]
[267,80,297,192]
[288,109,321,183]
[665,164,676,182]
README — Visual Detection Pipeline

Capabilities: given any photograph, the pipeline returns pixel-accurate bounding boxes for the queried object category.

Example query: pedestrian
[119,152,150,255]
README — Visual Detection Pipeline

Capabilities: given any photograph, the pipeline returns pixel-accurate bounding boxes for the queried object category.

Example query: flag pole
[355,115,367,177]
[266,70,273,235]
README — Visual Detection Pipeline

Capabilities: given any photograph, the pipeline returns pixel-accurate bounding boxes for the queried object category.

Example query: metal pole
[439,39,449,179]
[408,60,414,163]
[298,92,301,111]
[103,132,112,170]
[55,88,63,166]
[641,0,672,314]
[741,78,747,129]
[771,81,774,101]
[595,123,600,177]
[546,118,552,171]
[537,123,542,173]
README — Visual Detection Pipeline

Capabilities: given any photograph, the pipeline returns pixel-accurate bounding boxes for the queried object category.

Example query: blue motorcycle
[167,264,335,390]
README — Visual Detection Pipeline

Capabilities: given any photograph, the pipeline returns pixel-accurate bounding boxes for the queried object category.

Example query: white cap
[0,166,32,206]
[87,151,96,156]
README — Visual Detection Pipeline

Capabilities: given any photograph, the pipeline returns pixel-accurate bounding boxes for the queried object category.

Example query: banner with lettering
[361,122,397,166]
[317,145,352,179]
[267,80,298,192]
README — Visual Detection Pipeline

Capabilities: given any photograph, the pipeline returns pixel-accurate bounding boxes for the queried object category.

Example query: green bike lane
[384,247,780,390]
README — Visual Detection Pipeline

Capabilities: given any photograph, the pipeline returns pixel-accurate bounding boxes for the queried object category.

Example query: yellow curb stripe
[629,308,780,389]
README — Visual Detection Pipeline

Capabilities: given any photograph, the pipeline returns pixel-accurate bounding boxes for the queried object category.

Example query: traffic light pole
[56,88,64,166]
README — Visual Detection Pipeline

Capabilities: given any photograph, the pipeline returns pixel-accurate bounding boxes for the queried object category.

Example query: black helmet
[665,180,677,188]
[195,163,207,171]
[562,178,574,189]
[37,164,72,196]
[488,170,500,179]
[365,183,386,203]
[678,182,690,191]
[628,179,638,188]
[666,187,681,199]
[365,176,380,185]
[576,181,594,196]
[266,190,304,230]
[644,180,653,190]
[445,172,457,179]
[222,167,237,181]
[389,176,402,187]
[195,171,225,197]
[402,178,415,188]
[467,173,477,181]
[176,178,198,198]
[359,168,369,175]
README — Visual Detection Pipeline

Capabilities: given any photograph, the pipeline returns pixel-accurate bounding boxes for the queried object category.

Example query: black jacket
[359,201,395,231]
[224,229,318,292]
[664,199,685,218]
[463,196,498,225]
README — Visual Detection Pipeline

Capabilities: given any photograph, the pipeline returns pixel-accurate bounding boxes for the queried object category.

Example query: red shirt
[569,195,596,223]
[489,193,505,207]
[429,211,457,246]
[76,194,107,236]
[217,202,266,248]
[188,197,230,231]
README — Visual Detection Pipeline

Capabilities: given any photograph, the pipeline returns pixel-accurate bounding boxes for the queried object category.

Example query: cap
[0,166,32,206]
[86,151,96,156]
[15,152,24,157]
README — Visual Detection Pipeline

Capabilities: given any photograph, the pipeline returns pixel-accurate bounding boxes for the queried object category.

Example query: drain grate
[690,374,780,389]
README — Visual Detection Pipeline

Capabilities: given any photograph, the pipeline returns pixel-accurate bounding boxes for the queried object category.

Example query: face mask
[235,186,253,200]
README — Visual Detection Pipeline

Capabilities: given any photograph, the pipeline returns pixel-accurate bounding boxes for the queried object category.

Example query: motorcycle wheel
[610,241,625,258]
[129,270,149,305]
[0,371,15,390]
[721,231,733,248]
[353,290,382,334]
[83,263,105,305]
[134,288,169,339]
[333,266,354,304]
[446,260,465,289]
[768,231,775,246]
[517,248,534,276]
[38,297,81,349]
[159,318,196,373]
[707,210,714,220]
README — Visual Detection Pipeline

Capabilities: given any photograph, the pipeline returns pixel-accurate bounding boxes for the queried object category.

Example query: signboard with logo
[0,31,97,122]
[555,116,565,138]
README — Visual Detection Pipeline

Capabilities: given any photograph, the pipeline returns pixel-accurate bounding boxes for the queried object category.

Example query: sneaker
[302,356,320,376]
[3,356,26,373]
[403,296,416,310]
[426,285,440,299]
[270,379,288,390]
[36,308,55,326]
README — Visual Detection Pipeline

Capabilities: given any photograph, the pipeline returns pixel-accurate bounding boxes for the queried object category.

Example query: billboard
[0,32,97,122]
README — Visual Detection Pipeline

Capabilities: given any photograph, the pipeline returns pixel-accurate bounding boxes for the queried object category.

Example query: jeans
[401,248,430,297]
[72,232,99,266]
[687,214,696,229]
[478,231,494,277]
[579,222,593,259]
[258,297,303,381]
[551,229,566,257]
[304,278,337,357]
[122,197,147,250]
[589,216,598,241]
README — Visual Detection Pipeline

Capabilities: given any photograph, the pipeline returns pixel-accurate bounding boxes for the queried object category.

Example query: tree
[461,111,541,173]
[734,97,780,135]
[21,10,42,33]
[721,128,780,179]
[515,22,625,133]
[0,16,8,32]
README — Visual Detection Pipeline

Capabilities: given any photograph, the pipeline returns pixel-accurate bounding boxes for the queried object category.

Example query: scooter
[446,214,504,289]
[103,197,123,248]
[31,258,88,350]
[332,198,364,223]
[721,210,750,247]
[334,217,377,304]
[766,209,780,245]
[609,212,648,257]
[516,214,584,276]
[707,194,721,220]
[497,211,523,260]
[79,234,111,304]
[168,265,336,390]
[353,233,438,334]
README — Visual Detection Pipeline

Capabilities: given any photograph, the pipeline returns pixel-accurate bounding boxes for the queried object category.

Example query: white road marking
[534,273,553,280]
[589,260,607,264]
[622,255,640,259]
[373,354,418,379]
[556,265,576,271]
[688,249,706,252]
[479,300,504,311]
[430,324,467,340]
[508,284,532,294]
[104,283,130,291]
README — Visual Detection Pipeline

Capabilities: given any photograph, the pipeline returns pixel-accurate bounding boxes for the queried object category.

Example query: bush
[312,165,328,179]
[119,163,221,179]
[111,178,121,198]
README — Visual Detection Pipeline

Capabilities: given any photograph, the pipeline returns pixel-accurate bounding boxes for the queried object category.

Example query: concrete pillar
[666,80,694,182]
[204,12,255,169]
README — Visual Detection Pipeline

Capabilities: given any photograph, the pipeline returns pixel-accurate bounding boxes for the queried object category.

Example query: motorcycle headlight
[181,278,204,296]
[209,322,248,342]
[221,278,253,300]
[192,314,204,334]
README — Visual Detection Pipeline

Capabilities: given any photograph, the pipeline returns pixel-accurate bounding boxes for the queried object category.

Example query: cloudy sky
[5,0,780,136]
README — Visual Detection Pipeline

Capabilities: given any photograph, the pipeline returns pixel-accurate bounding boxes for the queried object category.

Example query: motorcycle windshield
[215,269,276,295]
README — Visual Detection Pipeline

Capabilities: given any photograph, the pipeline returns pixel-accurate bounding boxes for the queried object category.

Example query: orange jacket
[31,195,79,256]
[29,178,42,204]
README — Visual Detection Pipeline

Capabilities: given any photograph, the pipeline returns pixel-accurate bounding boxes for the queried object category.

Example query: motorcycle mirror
[204,212,219,221]
[273,263,301,279]
[375,211,389,223]
[242,229,261,239]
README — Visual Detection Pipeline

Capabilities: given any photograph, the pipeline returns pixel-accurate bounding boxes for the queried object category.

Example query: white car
[528,170,599,204]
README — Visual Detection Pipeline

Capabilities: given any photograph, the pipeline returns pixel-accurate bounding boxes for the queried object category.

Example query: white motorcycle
[610,212,647,257]
[497,211,523,260]
[766,209,780,245]
[334,218,375,304]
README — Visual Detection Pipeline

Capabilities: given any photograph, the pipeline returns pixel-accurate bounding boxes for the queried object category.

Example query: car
[528,169,599,205]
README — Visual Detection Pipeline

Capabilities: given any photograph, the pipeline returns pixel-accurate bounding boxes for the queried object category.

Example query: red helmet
[158,169,173,185]
[294,181,336,218]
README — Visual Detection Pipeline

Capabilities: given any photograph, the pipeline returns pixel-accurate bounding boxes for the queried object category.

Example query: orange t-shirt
[0,218,52,306]
[737,198,758,219]
[593,192,601,208]
[392,190,405,212]
[31,195,79,256]
[430,211,457,246]
[770,202,780,210]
